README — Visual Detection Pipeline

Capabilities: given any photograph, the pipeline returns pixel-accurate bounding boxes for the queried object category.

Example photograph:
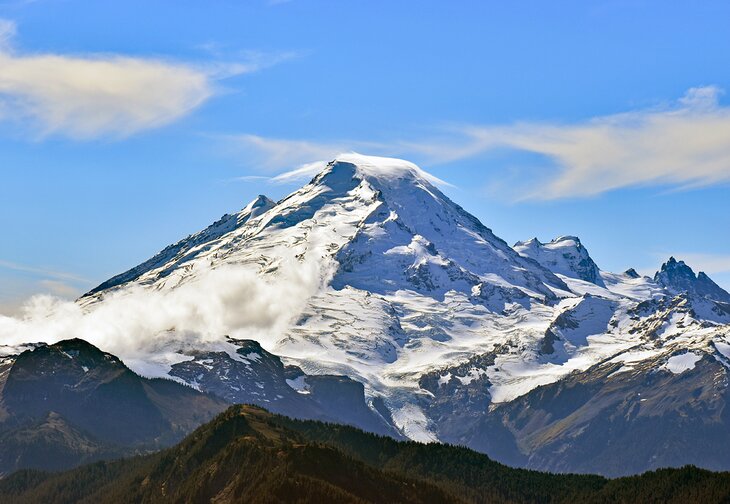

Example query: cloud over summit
[230,87,730,200]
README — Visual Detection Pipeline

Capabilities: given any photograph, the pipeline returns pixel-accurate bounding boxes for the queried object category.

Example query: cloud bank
[0,19,280,139]
[231,87,730,199]
[0,255,323,377]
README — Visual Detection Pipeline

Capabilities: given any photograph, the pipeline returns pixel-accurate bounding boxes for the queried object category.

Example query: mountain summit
[654,256,730,303]
[514,235,604,287]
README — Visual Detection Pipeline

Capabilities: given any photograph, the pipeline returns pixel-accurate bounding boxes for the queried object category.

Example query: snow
[123,352,194,381]
[455,367,487,385]
[437,373,452,386]
[389,402,437,442]
[664,352,703,374]
[328,153,452,188]
[515,235,603,286]
[241,352,261,363]
[715,341,730,360]
[552,296,617,348]
[34,153,729,443]
[607,365,633,378]
[285,375,310,394]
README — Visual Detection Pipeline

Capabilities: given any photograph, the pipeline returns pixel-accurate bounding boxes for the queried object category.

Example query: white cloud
[226,134,390,172]
[0,252,323,377]
[229,87,730,199]
[0,19,286,139]
[429,86,730,199]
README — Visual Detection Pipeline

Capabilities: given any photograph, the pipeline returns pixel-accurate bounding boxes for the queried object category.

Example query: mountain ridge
[3,404,730,504]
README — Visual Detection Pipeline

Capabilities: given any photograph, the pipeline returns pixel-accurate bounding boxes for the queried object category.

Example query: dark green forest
[1,405,729,503]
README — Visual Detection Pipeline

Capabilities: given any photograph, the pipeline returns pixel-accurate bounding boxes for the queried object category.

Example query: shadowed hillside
[2,405,730,504]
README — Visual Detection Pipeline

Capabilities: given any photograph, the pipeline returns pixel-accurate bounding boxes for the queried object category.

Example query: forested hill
[1,405,729,504]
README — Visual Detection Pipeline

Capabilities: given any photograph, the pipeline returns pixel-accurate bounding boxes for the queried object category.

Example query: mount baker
[2,154,730,477]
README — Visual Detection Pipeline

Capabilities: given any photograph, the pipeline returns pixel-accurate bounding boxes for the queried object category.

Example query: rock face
[167,338,397,437]
[495,352,730,477]
[654,256,730,303]
[0,336,395,474]
[13,154,730,476]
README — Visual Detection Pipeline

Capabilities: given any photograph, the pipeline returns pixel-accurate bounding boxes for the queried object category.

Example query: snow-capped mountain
[514,235,605,287]
[14,154,730,476]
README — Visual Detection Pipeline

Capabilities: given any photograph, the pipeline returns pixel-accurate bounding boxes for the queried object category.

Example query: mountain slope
[14,154,730,475]
[84,195,276,296]
[78,154,576,442]
[0,339,228,474]
[2,405,730,504]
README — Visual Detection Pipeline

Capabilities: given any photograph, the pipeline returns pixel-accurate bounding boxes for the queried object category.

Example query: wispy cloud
[0,18,15,48]
[271,160,331,183]
[37,280,82,299]
[227,87,730,200]
[224,134,391,172]
[0,19,290,139]
[0,259,90,311]
[222,134,458,186]
[0,258,91,284]
[452,86,730,199]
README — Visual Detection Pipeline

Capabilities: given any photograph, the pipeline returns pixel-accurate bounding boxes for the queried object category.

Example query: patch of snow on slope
[285,375,310,394]
[664,352,703,374]
[715,341,730,360]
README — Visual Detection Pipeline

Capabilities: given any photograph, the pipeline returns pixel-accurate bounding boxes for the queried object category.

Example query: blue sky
[1,0,730,312]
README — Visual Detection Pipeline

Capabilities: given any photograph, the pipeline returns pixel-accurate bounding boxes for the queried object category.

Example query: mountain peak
[514,235,604,286]
[654,257,730,303]
[246,194,274,208]
[553,235,582,245]
[312,154,449,189]
[624,268,641,278]
[242,194,275,220]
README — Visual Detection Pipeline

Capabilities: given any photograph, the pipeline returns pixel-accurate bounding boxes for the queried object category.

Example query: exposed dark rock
[169,338,398,438]
[655,257,730,303]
